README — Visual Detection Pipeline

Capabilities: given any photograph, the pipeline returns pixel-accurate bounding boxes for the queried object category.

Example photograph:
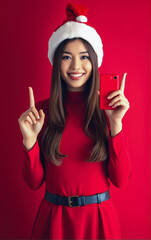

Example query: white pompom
[76,15,87,23]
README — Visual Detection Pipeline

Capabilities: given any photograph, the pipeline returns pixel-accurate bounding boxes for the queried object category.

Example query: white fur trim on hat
[48,21,103,68]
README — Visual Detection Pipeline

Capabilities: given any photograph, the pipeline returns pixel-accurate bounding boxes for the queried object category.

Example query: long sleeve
[107,130,132,188]
[22,98,49,190]
[22,141,45,190]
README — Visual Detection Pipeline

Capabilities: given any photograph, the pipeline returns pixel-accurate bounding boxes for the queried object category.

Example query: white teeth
[69,73,83,77]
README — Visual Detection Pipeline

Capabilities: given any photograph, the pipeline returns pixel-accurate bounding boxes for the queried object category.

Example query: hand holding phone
[100,74,119,110]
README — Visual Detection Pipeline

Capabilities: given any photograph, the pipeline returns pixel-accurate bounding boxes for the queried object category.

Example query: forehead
[63,39,88,53]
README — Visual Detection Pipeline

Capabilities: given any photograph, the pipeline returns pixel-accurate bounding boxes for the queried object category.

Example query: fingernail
[37,115,40,119]
[34,121,36,124]
[107,96,111,99]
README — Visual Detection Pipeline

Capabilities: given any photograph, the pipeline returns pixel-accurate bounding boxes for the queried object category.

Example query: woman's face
[60,39,92,92]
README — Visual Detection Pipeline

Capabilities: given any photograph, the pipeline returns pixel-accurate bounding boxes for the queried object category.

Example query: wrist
[109,118,122,125]
[109,120,122,138]
[23,137,37,151]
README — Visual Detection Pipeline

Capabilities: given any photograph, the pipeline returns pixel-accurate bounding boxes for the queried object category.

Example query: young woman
[18,3,132,239]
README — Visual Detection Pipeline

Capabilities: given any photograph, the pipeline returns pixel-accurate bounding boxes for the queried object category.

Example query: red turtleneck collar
[64,91,86,104]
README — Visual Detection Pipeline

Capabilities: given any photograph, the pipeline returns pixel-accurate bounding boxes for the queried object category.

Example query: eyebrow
[62,51,89,55]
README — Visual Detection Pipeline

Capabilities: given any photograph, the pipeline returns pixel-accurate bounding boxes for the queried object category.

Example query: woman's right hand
[18,87,45,150]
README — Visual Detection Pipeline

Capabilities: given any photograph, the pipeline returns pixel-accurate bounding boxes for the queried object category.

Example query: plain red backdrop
[0,0,150,239]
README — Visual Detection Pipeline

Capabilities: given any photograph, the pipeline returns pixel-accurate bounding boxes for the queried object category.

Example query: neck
[64,90,86,104]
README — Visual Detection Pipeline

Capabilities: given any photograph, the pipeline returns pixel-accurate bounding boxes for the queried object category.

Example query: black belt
[44,190,110,207]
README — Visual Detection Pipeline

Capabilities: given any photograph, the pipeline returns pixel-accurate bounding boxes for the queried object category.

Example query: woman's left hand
[98,73,130,123]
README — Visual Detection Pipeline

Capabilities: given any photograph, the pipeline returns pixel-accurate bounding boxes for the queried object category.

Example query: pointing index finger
[29,87,35,108]
[120,73,127,93]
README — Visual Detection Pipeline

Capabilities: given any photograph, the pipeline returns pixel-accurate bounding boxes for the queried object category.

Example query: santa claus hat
[48,3,103,68]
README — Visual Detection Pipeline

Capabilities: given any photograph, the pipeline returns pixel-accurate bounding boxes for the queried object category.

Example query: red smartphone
[100,74,119,110]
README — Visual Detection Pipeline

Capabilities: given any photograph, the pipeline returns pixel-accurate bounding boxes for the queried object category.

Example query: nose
[70,57,80,70]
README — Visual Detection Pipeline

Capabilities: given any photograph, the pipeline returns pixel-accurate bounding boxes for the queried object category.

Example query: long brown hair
[41,38,109,166]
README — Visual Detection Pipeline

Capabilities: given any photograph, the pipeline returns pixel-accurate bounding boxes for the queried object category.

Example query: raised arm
[18,87,45,190]
[98,73,132,187]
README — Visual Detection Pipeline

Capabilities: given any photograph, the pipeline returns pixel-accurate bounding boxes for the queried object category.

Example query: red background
[0,0,150,239]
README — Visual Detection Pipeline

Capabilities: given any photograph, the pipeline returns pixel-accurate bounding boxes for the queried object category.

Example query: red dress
[22,91,132,239]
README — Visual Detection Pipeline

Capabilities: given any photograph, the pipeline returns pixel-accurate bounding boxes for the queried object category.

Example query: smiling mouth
[68,73,85,80]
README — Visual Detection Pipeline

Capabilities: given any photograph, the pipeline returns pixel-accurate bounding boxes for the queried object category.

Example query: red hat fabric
[48,3,103,68]
[65,3,89,22]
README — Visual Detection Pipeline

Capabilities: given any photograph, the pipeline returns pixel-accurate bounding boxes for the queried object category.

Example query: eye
[61,55,71,60]
[81,55,90,60]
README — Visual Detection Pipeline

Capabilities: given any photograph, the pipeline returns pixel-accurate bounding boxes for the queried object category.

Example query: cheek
[60,62,69,82]
[84,62,92,74]
[61,59,68,69]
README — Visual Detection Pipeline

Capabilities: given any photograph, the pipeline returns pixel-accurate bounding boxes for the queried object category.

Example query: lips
[68,73,85,80]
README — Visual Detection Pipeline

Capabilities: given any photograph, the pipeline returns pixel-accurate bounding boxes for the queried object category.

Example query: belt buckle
[68,196,79,207]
